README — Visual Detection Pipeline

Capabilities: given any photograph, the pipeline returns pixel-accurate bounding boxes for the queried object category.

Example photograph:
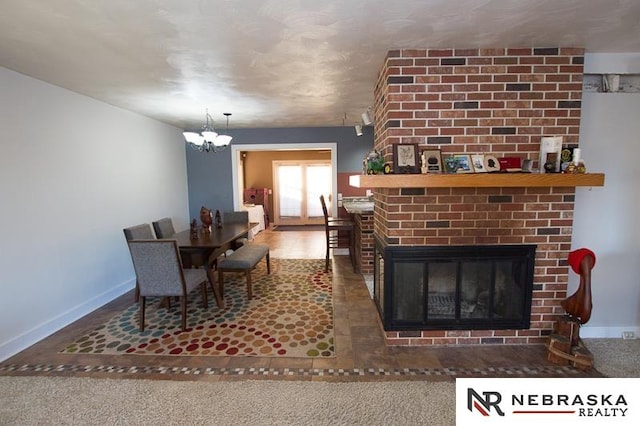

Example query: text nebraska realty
[512,393,628,417]
[471,389,629,417]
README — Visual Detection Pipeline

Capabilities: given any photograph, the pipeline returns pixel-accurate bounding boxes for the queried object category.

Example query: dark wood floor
[0,227,602,382]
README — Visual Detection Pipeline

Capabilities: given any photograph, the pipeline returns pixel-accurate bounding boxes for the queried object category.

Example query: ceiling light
[183,110,232,153]
[355,124,363,136]
[361,109,373,126]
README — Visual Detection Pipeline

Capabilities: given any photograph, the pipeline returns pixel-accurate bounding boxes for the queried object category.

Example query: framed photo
[442,155,459,174]
[420,149,443,174]
[393,143,420,174]
[483,155,501,172]
[452,154,474,173]
[471,154,487,173]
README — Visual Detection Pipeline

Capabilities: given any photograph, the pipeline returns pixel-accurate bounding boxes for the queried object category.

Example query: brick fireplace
[370,47,585,346]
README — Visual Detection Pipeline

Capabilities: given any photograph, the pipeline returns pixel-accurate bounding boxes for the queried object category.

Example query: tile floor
[0,227,602,382]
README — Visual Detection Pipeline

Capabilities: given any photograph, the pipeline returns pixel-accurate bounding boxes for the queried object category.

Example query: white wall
[573,53,640,338]
[0,67,190,360]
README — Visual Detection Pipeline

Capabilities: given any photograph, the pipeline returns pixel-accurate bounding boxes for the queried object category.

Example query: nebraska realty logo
[456,378,640,425]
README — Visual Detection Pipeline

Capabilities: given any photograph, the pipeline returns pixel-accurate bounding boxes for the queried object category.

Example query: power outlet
[622,331,636,340]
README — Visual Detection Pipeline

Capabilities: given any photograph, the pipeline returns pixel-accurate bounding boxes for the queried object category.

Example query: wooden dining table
[172,222,258,309]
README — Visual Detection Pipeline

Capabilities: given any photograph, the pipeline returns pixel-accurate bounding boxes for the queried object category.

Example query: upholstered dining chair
[123,223,156,302]
[127,239,211,331]
[152,217,201,268]
[151,217,176,239]
[223,211,250,248]
[319,195,356,273]
[123,223,155,241]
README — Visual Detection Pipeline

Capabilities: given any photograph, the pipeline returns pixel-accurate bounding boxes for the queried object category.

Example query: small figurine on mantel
[200,206,213,233]
[190,219,199,240]
[564,148,587,174]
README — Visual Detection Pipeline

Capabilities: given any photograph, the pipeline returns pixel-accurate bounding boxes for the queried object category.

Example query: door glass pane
[427,262,456,319]
[392,262,424,321]
[277,165,302,218]
[494,260,526,319]
[306,165,331,218]
[461,261,492,319]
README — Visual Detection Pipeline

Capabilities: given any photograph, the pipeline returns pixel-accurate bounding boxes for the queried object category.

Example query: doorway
[231,143,339,220]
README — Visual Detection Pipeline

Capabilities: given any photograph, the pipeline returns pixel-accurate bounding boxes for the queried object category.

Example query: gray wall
[0,67,190,361]
[573,53,640,338]
[186,126,373,219]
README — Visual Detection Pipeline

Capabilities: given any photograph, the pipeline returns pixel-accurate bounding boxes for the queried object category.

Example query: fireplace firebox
[374,236,536,331]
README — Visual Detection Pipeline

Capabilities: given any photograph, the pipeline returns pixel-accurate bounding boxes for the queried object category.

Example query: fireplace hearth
[374,236,536,331]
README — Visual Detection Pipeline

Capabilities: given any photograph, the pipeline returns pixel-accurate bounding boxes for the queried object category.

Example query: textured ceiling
[1,0,639,130]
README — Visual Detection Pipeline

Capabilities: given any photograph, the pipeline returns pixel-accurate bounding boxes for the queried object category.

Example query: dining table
[172,222,258,309]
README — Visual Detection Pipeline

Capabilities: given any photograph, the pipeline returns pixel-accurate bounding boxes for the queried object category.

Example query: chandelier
[183,110,232,153]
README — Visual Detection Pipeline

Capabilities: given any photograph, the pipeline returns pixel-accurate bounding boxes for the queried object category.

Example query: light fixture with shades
[183,110,233,153]
[354,124,363,136]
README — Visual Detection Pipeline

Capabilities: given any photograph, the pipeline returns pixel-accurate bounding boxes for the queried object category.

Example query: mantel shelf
[349,173,605,189]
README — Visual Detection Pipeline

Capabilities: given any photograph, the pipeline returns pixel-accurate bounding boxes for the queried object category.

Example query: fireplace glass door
[374,239,535,331]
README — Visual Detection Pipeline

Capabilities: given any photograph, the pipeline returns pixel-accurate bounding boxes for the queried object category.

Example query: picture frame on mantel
[393,143,420,174]
[421,149,443,174]
[453,154,474,173]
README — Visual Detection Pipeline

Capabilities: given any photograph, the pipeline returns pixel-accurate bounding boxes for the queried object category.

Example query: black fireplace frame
[374,236,536,331]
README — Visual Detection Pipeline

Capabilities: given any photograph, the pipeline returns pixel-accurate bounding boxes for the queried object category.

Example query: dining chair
[123,223,156,241]
[127,239,211,331]
[223,211,250,247]
[152,217,202,268]
[123,223,156,302]
[152,217,176,238]
[319,195,356,273]
[204,211,251,275]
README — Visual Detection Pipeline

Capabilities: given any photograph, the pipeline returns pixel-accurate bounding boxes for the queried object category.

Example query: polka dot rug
[60,258,335,358]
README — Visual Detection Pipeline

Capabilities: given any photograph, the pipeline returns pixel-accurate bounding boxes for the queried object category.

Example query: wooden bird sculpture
[561,248,596,324]
[200,206,213,232]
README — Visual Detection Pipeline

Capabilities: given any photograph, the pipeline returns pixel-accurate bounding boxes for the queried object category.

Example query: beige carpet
[584,338,640,378]
[1,339,637,425]
[0,377,456,425]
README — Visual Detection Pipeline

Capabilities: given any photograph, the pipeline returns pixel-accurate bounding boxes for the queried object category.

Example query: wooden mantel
[349,173,605,189]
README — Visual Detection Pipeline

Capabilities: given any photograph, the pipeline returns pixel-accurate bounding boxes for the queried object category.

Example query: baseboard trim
[0,279,134,362]
[580,325,640,339]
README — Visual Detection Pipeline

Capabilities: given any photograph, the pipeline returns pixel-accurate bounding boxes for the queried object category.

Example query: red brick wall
[372,47,585,346]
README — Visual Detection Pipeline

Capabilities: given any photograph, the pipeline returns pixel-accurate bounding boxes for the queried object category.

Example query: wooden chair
[123,223,156,302]
[127,240,211,331]
[319,195,355,273]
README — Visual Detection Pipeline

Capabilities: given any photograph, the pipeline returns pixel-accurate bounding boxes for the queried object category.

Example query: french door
[272,160,331,225]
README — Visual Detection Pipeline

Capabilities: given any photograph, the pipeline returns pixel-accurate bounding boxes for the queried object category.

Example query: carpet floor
[0,377,456,425]
[60,259,335,358]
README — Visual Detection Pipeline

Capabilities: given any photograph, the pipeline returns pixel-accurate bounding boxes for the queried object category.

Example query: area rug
[61,258,335,358]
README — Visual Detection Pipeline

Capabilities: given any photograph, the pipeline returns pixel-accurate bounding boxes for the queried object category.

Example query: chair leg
[207,267,224,309]
[181,298,187,331]
[246,270,253,299]
[218,269,225,298]
[266,252,271,274]
[139,296,146,332]
[325,233,330,272]
[200,282,208,309]
[134,281,140,303]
